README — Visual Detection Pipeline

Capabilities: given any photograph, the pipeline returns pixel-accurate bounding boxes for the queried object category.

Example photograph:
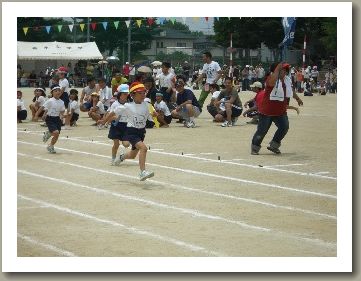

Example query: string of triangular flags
[21,17,239,36]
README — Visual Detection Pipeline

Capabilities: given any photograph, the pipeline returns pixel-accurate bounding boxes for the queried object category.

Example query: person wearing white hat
[41,84,66,154]
[123,62,131,80]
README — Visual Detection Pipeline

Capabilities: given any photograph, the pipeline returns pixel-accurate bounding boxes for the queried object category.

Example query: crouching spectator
[29,87,47,121]
[171,77,202,128]
[64,89,80,129]
[154,92,172,128]
[17,90,27,123]
[206,83,222,121]
[88,92,105,124]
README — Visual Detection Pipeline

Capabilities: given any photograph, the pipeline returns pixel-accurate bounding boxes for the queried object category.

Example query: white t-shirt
[69,100,80,114]
[36,96,46,107]
[59,78,70,94]
[17,99,26,111]
[113,104,129,123]
[82,85,97,103]
[124,102,153,129]
[96,101,105,115]
[129,66,135,75]
[109,100,120,112]
[157,72,175,88]
[211,90,221,100]
[202,61,221,84]
[43,97,65,116]
[99,86,112,108]
[154,100,171,116]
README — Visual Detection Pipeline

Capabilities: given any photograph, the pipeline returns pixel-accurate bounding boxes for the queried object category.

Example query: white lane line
[17,152,337,220]
[18,195,223,256]
[313,172,330,175]
[183,153,195,156]
[17,233,76,257]
[199,153,215,155]
[150,148,164,151]
[17,141,336,200]
[18,206,50,210]
[18,169,270,232]
[17,130,336,180]
[18,170,336,250]
[263,164,306,168]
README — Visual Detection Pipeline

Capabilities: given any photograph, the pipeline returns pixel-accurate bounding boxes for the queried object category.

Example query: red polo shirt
[259,78,288,116]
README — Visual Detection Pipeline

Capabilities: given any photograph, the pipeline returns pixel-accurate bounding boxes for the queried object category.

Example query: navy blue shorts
[60,92,70,108]
[108,122,127,141]
[124,127,146,150]
[82,101,92,111]
[46,116,62,133]
[164,115,172,124]
[220,106,243,118]
[70,113,79,123]
[17,110,27,121]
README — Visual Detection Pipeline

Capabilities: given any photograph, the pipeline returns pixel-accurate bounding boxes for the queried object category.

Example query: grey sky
[174,17,215,35]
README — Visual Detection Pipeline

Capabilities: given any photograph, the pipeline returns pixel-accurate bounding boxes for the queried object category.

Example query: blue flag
[280,17,296,47]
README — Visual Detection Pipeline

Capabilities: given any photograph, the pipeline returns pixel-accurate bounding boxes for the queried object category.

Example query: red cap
[282,63,290,69]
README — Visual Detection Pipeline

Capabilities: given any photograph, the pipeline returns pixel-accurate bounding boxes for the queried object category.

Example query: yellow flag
[23,27,29,36]
[193,17,200,22]
[79,23,85,32]
[136,19,142,27]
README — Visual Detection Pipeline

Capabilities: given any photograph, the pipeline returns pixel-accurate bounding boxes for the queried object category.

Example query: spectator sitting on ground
[171,76,202,128]
[214,76,243,127]
[63,89,80,129]
[144,76,158,104]
[17,90,27,123]
[88,92,105,124]
[154,93,172,128]
[29,87,47,122]
[206,83,222,121]
[80,77,98,112]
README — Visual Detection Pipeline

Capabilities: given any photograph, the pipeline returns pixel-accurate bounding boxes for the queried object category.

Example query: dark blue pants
[242,79,250,91]
[251,113,289,149]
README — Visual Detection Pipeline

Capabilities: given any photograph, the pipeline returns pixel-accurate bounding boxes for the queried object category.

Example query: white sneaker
[186,121,196,128]
[114,153,125,166]
[97,124,104,130]
[139,170,154,181]
[110,158,116,166]
[221,121,232,127]
[63,125,72,130]
[47,145,56,154]
[43,131,51,143]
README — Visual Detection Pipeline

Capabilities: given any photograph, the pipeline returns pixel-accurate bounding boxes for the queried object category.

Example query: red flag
[91,22,97,31]
[147,18,154,26]
[205,17,209,22]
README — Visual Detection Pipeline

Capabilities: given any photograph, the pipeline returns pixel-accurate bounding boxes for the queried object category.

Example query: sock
[189,117,195,122]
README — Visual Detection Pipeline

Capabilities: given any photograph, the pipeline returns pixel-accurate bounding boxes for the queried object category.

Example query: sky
[174,17,215,35]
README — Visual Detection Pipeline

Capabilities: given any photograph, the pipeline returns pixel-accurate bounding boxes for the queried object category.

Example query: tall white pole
[229,33,233,77]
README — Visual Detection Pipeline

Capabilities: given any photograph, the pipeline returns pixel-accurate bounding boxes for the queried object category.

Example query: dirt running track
[17,87,337,257]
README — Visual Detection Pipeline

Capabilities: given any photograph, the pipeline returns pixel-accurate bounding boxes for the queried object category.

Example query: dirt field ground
[17,87,337,257]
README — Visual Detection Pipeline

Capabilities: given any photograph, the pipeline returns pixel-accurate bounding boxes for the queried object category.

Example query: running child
[42,84,65,153]
[97,84,131,165]
[115,82,155,181]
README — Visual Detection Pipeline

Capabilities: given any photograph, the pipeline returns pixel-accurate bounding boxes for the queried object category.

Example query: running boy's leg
[197,89,209,109]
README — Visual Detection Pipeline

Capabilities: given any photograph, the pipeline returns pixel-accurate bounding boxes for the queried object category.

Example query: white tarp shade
[17,41,103,60]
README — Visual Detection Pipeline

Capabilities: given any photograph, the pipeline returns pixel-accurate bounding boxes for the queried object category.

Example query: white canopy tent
[17,41,103,73]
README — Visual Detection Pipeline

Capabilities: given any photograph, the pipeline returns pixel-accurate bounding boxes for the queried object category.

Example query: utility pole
[128,17,131,64]
[87,17,90,42]
[72,17,76,43]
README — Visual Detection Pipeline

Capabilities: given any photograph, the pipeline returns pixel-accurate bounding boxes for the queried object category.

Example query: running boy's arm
[267,62,283,88]
[287,105,300,115]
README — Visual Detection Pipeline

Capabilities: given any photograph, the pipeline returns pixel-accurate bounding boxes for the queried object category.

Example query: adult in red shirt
[251,62,290,155]
[122,62,130,80]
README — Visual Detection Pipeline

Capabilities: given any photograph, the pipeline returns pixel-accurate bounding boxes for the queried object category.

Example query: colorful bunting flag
[102,22,108,30]
[114,21,119,29]
[136,19,142,27]
[147,18,154,26]
[170,17,176,24]
[23,27,29,36]
[57,25,62,32]
[79,23,85,32]
[45,26,51,34]
[125,20,130,28]
[91,22,97,31]
[68,24,73,32]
